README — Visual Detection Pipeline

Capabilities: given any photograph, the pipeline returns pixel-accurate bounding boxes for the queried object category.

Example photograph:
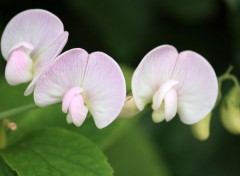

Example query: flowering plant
[0,7,238,176]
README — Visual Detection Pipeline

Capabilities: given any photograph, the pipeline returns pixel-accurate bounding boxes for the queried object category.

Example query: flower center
[5,42,34,85]
[62,87,88,127]
[152,80,178,123]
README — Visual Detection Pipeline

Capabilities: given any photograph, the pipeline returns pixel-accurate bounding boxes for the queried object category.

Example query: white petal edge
[152,80,179,110]
[164,89,178,122]
[171,51,218,124]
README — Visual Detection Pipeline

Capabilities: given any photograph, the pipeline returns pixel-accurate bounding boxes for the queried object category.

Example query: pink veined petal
[34,48,89,107]
[24,32,69,96]
[82,52,126,129]
[5,46,33,85]
[62,87,84,113]
[152,80,179,110]
[1,9,66,60]
[68,94,88,127]
[164,89,178,122]
[7,42,34,57]
[132,45,178,111]
[171,51,218,124]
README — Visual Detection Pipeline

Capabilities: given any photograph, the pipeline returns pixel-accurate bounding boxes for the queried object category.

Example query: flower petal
[1,9,66,60]
[68,94,88,127]
[82,52,126,129]
[132,45,178,110]
[5,45,33,85]
[152,80,178,110]
[34,48,89,107]
[24,32,69,96]
[164,89,178,122]
[171,51,218,124]
[62,86,84,113]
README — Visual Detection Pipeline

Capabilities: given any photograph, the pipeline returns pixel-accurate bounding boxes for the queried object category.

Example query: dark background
[0,0,240,175]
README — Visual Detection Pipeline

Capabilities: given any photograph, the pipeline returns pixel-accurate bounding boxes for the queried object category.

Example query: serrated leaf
[0,156,16,176]
[1,128,113,176]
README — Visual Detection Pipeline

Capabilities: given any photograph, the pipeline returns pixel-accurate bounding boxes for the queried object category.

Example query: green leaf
[6,104,136,150]
[105,122,170,176]
[1,128,113,176]
[0,156,16,176]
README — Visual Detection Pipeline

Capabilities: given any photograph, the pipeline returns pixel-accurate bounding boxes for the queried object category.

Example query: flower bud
[119,96,140,118]
[220,86,240,134]
[191,112,211,141]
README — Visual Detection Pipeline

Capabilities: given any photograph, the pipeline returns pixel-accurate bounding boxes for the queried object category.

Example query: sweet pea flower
[1,9,68,95]
[132,45,218,124]
[34,48,126,128]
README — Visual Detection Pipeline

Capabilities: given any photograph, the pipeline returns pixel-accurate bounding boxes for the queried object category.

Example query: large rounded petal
[24,32,69,96]
[34,48,89,106]
[171,51,218,124]
[132,45,178,110]
[82,52,126,128]
[1,9,66,60]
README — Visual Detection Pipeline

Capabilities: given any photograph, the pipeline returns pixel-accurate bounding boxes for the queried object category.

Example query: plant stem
[0,120,7,149]
[0,104,37,120]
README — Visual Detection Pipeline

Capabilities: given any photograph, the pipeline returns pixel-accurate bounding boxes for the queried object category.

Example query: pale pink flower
[1,9,68,95]
[132,45,218,124]
[34,48,126,128]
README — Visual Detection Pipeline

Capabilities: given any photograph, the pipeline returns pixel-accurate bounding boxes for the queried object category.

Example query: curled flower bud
[220,86,240,134]
[191,112,211,141]
[119,95,140,118]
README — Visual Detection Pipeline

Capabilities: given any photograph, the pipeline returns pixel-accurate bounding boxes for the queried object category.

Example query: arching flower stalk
[1,9,68,95]
[132,45,218,124]
[34,48,126,128]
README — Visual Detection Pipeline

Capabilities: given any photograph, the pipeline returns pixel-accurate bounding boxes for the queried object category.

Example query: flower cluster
[1,9,218,129]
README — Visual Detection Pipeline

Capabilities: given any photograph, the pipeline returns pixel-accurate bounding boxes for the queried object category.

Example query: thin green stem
[0,104,37,120]
[218,74,239,87]
[216,65,240,106]
[0,120,6,149]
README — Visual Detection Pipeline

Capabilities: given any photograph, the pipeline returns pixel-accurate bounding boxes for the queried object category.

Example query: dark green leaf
[2,128,113,176]
[0,156,16,176]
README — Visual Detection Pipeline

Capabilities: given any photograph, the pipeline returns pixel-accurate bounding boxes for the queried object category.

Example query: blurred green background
[0,0,240,175]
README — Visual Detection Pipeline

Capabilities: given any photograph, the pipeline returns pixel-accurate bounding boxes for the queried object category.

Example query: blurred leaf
[105,122,170,176]
[1,128,113,176]
[225,0,240,11]
[0,156,16,176]
[0,77,32,110]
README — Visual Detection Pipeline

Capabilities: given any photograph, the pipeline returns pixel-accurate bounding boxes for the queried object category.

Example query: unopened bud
[220,86,240,134]
[119,96,140,118]
[191,112,211,141]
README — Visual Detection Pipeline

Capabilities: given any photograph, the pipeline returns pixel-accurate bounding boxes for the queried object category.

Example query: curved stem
[0,104,37,120]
